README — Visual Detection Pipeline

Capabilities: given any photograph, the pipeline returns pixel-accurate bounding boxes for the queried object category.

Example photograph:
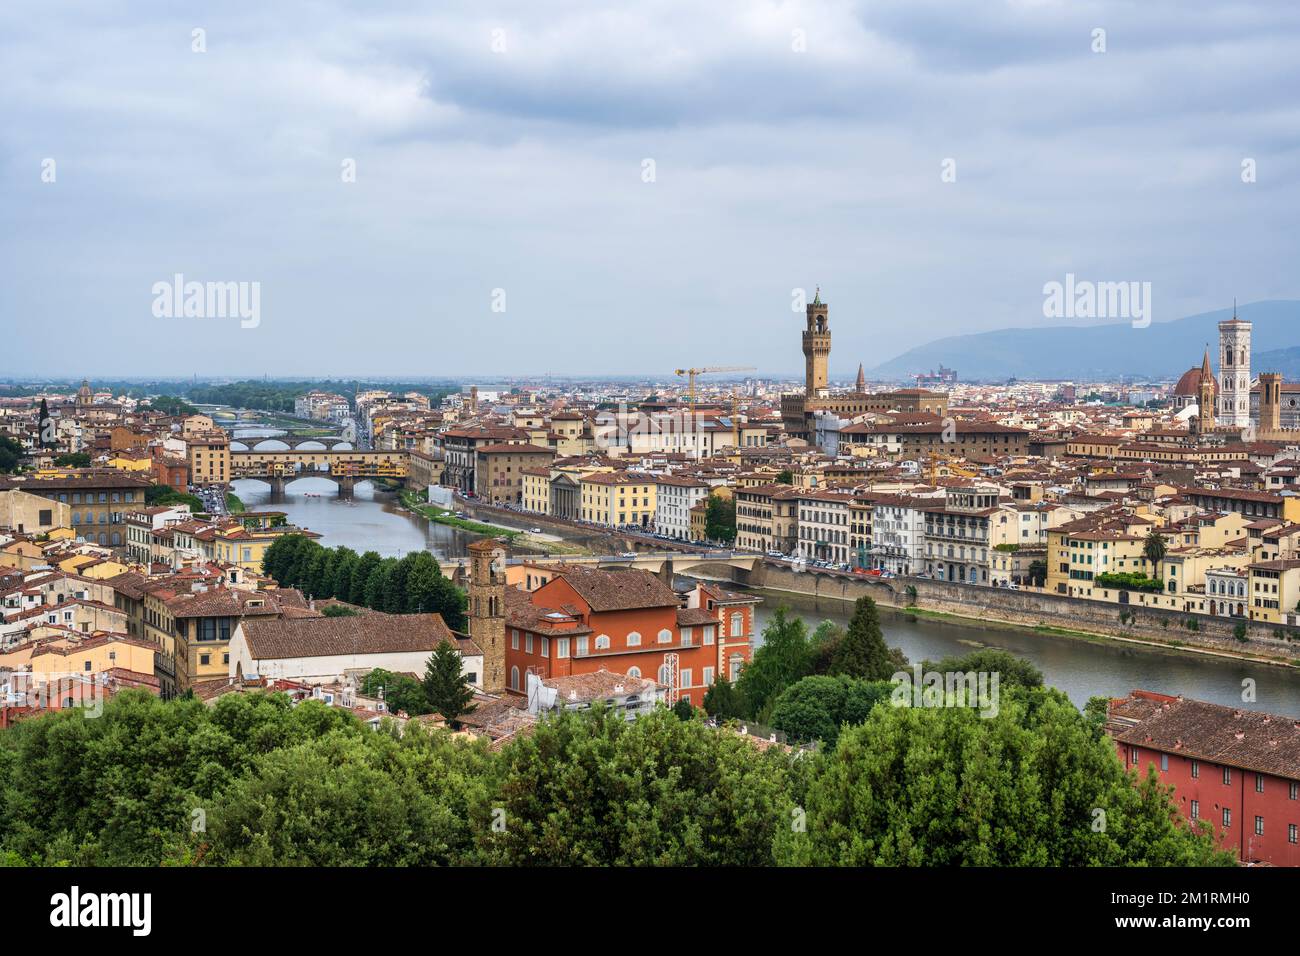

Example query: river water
[749,589,1300,717]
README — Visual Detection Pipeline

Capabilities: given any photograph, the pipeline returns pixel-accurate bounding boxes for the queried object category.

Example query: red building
[499,566,757,707]
[1107,690,1300,866]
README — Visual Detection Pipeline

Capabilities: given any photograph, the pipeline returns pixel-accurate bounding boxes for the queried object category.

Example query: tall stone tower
[1218,311,1252,428]
[1195,348,1216,437]
[803,288,831,398]
[467,538,506,694]
[1260,372,1283,434]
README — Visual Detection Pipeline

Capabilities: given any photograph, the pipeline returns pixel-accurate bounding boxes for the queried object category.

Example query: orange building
[497,566,757,707]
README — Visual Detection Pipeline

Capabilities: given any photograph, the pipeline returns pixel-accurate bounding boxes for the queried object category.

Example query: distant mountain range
[870,300,1300,382]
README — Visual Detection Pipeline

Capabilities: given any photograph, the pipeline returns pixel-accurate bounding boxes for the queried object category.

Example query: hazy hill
[871,300,1300,382]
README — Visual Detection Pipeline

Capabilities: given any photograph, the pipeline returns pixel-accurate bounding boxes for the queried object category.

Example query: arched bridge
[230,449,408,495]
[230,436,357,452]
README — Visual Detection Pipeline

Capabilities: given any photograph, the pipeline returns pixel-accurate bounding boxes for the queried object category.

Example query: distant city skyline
[4,1,1299,376]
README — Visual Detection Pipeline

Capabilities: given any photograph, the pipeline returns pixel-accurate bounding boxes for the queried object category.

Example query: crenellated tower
[803,288,831,398]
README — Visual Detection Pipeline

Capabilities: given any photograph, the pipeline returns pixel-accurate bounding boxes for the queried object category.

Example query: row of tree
[262,535,467,630]
[0,683,1230,866]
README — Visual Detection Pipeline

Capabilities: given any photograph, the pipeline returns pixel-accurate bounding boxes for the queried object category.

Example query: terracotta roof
[554,567,678,612]
[238,612,477,661]
[1107,691,1300,781]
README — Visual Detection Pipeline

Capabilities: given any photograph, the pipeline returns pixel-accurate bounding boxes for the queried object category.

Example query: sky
[2,0,1299,380]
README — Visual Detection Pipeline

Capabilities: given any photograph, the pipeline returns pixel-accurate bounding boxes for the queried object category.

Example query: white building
[525,669,665,719]
[229,612,482,687]
[653,475,711,540]
[795,489,855,564]
[870,496,928,575]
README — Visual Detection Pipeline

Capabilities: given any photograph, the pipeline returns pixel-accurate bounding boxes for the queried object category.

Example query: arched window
[510,666,520,691]
[657,628,672,644]
[658,664,670,684]
[626,666,641,679]
[595,635,610,650]
[626,631,641,647]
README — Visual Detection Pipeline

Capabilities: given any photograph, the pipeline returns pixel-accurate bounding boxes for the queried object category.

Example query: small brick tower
[467,538,507,694]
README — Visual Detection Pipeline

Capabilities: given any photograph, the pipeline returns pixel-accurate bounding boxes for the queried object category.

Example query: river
[747,588,1300,717]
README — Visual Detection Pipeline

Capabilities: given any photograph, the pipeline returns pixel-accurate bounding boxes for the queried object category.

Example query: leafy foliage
[262,535,466,629]
[704,494,736,544]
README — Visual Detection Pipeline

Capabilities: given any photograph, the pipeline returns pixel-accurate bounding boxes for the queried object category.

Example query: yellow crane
[674,365,755,414]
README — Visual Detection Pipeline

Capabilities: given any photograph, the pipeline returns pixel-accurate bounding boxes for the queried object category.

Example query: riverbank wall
[747,563,1300,666]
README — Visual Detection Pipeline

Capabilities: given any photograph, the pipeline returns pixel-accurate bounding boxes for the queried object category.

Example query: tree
[0,436,24,474]
[737,607,812,720]
[704,494,736,545]
[775,469,794,485]
[1143,528,1168,580]
[326,547,358,600]
[53,452,91,468]
[359,667,430,715]
[808,620,845,675]
[476,707,796,866]
[363,560,395,610]
[923,649,1043,691]
[349,551,382,605]
[775,685,1233,866]
[423,640,476,727]
[702,677,749,720]
[769,675,893,748]
[671,698,695,721]
[829,597,902,681]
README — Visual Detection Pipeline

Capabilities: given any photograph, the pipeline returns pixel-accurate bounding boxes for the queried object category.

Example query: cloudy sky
[3,0,1298,380]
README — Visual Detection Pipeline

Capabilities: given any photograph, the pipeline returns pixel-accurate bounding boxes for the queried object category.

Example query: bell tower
[467,538,507,694]
[803,287,831,398]
[1195,347,1216,437]
[1218,307,1252,428]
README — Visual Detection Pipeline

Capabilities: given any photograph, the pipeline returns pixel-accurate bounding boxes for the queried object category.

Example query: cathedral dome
[1174,367,1216,398]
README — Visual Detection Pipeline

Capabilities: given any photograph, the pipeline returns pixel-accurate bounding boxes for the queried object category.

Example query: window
[510,666,520,691]
[703,666,714,687]
[1255,816,1264,836]
[657,628,672,644]
[730,612,744,637]
[703,625,715,646]
[626,631,641,647]
[540,638,549,658]
[1190,800,1199,820]
[1222,808,1231,828]
[511,630,519,650]
[525,634,533,654]
[680,668,692,688]
[83,660,91,672]
[595,635,610,650]
[1290,824,1298,845]
[1291,782,1298,801]
[626,666,641,679]
[200,654,210,666]
[575,636,587,656]
[1256,774,1265,794]
[1223,767,1231,786]
[1191,760,1199,779]
[1160,754,1168,772]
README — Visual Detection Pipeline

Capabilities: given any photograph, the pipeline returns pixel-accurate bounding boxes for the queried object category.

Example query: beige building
[0,489,70,536]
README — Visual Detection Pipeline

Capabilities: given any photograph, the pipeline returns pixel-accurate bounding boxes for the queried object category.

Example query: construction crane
[674,365,756,414]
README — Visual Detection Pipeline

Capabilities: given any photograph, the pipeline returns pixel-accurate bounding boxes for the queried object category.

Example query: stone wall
[747,563,1300,663]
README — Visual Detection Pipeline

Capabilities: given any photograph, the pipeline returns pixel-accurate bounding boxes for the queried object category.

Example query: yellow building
[1046,519,1152,598]
[521,468,551,515]
[187,432,230,486]
[579,471,657,527]
[1246,560,1300,624]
